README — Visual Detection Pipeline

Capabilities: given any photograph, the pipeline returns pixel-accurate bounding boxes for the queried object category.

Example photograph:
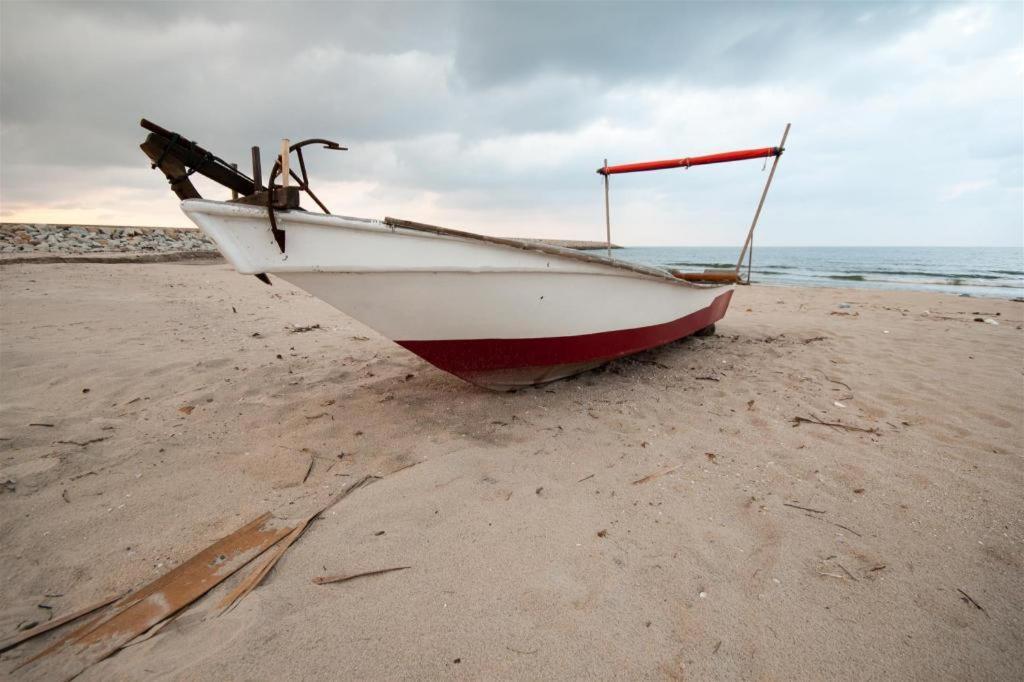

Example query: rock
[1,223,216,256]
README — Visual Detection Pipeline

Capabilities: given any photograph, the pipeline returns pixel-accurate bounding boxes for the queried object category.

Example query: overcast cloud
[1,1,1021,246]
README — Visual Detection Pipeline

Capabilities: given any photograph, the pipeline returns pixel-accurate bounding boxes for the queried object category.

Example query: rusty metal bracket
[262,138,345,255]
[140,121,347,281]
[267,181,285,252]
[268,138,347,215]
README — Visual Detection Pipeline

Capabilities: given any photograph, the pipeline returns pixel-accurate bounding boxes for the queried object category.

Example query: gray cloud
[452,2,941,89]
[1,1,1021,245]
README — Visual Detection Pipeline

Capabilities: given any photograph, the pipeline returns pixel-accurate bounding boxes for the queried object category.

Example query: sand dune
[1,262,1021,679]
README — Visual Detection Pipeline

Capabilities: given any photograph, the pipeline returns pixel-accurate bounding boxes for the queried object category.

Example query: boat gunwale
[380,216,718,288]
[181,199,725,289]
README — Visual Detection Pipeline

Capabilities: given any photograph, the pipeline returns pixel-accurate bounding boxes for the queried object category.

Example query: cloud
[1,1,1021,246]
[451,2,942,90]
[944,179,994,201]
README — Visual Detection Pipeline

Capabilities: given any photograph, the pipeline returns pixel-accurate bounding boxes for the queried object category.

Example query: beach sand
[1,262,1021,679]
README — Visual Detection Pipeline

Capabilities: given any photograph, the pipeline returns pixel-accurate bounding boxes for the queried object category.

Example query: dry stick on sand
[957,589,989,617]
[56,437,108,447]
[387,460,421,476]
[815,561,856,581]
[312,566,410,585]
[783,502,826,514]
[784,503,863,537]
[782,499,864,536]
[818,370,854,401]
[632,463,684,485]
[816,568,847,580]
[830,521,863,537]
[792,415,877,434]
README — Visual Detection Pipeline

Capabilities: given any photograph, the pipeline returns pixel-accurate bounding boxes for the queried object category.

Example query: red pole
[597,146,780,176]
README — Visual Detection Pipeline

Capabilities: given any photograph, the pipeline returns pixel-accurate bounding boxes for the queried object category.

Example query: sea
[613,246,1024,300]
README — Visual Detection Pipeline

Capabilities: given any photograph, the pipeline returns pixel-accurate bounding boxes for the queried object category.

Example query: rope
[150,133,181,170]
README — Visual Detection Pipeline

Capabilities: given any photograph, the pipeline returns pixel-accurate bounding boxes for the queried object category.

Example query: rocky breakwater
[1,224,217,255]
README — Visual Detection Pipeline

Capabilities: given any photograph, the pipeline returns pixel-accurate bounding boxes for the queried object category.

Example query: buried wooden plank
[0,592,123,654]
[218,474,381,614]
[18,513,296,680]
[217,519,310,615]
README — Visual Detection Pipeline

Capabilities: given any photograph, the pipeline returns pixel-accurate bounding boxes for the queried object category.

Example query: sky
[0,1,1021,247]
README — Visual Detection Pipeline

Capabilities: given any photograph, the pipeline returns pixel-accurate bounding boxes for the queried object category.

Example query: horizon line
[1,221,1020,250]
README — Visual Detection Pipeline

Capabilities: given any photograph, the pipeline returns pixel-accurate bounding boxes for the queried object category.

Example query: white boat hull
[183,200,734,389]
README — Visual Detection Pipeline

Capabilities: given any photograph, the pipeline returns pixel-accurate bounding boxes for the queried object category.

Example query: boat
[139,120,789,390]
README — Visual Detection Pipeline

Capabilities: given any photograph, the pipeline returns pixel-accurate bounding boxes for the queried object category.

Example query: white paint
[183,199,730,342]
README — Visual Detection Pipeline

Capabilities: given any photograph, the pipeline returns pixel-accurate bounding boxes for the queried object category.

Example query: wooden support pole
[280,139,290,189]
[230,164,239,200]
[603,158,611,258]
[746,231,754,283]
[735,123,790,281]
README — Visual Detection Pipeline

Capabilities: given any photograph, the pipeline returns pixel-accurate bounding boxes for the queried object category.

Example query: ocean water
[613,246,1024,299]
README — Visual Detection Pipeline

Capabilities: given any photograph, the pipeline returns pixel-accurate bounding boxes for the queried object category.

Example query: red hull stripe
[397,290,733,373]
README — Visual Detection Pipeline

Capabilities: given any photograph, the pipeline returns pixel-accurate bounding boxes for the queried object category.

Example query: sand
[1,262,1021,680]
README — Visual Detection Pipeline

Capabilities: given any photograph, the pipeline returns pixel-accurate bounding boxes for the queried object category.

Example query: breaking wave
[830,269,1007,280]
[808,273,1019,288]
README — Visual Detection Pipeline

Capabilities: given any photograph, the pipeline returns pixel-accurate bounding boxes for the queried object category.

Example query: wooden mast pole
[735,123,790,282]
[280,139,291,189]
[746,227,754,283]
[603,158,611,258]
